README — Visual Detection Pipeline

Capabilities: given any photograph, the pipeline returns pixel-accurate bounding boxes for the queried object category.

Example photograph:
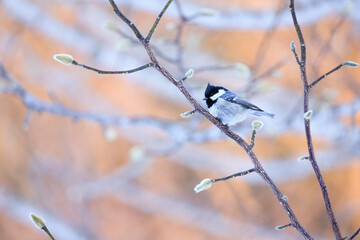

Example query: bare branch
[309,63,343,88]
[349,227,360,240]
[42,226,56,240]
[212,168,256,182]
[290,42,301,66]
[289,1,306,68]
[146,0,174,43]
[249,130,257,150]
[108,0,144,41]
[72,61,154,74]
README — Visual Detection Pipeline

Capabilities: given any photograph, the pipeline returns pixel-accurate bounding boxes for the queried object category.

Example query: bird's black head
[203,83,227,108]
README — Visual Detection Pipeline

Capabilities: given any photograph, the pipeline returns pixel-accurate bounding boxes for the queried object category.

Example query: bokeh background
[0,0,359,239]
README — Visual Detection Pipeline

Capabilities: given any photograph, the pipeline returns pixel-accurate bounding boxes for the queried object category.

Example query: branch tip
[194,178,213,193]
[30,213,46,229]
[290,41,296,51]
[180,109,196,118]
[185,68,194,79]
[297,156,309,162]
[275,223,292,231]
[342,61,359,68]
[252,120,264,131]
[146,0,174,42]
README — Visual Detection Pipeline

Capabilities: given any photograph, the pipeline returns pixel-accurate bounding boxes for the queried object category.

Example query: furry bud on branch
[252,120,264,131]
[342,61,359,68]
[185,69,194,79]
[53,54,74,65]
[30,213,46,229]
[194,178,213,193]
[303,110,313,120]
[290,41,296,51]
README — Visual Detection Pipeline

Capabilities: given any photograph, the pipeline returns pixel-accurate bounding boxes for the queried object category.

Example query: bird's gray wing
[220,91,264,111]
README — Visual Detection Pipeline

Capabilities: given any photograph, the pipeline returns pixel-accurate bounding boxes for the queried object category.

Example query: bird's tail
[251,110,275,119]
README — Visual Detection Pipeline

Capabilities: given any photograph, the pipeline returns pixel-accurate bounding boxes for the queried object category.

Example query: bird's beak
[203,97,208,100]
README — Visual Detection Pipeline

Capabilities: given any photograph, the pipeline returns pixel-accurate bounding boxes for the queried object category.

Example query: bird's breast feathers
[209,98,249,125]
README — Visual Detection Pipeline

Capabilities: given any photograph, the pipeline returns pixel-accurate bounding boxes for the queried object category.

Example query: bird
[203,83,275,126]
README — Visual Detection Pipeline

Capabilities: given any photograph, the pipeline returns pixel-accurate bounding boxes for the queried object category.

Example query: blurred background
[0,0,359,239]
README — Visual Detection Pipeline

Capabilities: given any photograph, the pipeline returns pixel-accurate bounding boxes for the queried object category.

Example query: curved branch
[72,61,154,74]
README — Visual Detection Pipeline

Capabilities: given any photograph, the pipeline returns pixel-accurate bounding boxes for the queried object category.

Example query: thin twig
[212,168,256,182]
[146,0,174,43]
[249,130,257,149]
[309,63,343,88]
[42,226,56,240]
[291,45,301,66]
[72,61,154,74]
[275,223,293,230]
[108,0,144,41]
[349,227,360,240]
[289,0,342,239]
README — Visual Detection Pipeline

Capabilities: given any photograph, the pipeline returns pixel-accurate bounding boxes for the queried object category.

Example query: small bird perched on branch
[203,83,275,126]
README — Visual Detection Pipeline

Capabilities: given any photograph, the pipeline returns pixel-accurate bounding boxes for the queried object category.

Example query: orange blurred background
[0,0,359,239]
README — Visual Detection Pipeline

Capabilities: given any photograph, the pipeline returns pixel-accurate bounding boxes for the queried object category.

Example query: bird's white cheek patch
[210,89,226,101]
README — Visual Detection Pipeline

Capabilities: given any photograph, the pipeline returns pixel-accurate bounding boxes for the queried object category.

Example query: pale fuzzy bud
[129,146,145,162]
[115,39,131,51]
[104,127,118,142]
[103,22,117,31]
[199,8,219,17]
[53,54,74,65]
[252,120,264,131]
[282,195,288,201]
[233,62,251,78]
[342,61,359,68]
[166,22,176,31]
[30,213,45,229]
[303,110,313,120]
[185,69,194,79]
[297,156,309,162]
[194,178,213,193]
[275,224,291,231]
[290,41,296,51]
[180,110,195,118]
